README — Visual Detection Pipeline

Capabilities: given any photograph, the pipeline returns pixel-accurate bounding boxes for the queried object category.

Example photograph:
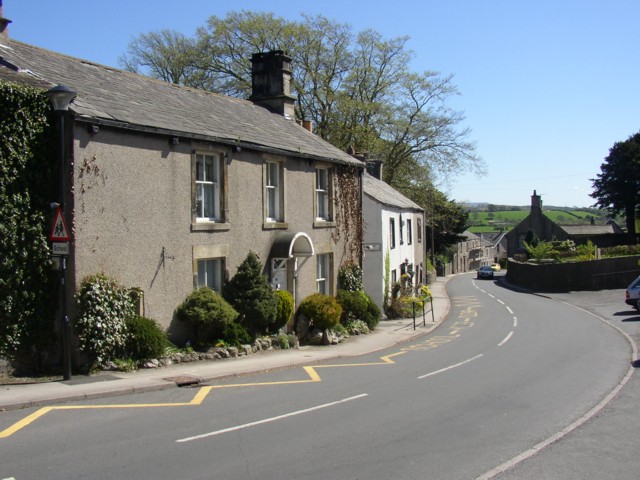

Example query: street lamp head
[46,84,77,112]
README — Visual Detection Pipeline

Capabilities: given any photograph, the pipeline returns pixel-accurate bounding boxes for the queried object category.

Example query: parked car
[490,263,501,272]
[477,266,494,280]
[625,275,640,310]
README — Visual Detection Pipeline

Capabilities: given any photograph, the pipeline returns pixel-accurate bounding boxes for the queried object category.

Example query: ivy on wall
[332,165,364,263]
[0,80,58,366]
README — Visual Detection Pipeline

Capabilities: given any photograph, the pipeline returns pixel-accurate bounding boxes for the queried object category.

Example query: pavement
[0,276,451,412]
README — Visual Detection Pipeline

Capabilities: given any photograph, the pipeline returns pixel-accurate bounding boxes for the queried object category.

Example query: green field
[466,208,607,235]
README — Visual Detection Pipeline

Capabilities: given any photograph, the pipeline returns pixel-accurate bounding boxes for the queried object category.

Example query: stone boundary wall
[506,255,640,292]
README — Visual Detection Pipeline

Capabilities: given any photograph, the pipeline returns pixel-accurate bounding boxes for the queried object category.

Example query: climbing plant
[332,165,364,262]
[0,81,58,365]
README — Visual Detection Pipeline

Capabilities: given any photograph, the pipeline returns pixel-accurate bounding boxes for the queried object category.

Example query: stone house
[362,162,425,310]
[452,230,497,273]
[0,33,364,341]
[506,190,625,257]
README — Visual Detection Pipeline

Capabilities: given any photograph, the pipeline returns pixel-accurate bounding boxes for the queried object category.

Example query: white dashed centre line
[176,394,368,443]
[498,331,514,346]
[418,354,484,379]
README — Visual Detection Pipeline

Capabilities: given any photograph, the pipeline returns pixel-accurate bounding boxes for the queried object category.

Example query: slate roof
[0,39,362,167]
[559,224,622,236]
[363,173,423,211]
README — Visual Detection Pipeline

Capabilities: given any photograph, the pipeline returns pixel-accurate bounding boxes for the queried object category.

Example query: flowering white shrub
[75,274,133,367]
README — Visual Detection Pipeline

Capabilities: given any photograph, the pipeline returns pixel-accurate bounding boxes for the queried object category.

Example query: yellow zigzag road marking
[0,351,407,439]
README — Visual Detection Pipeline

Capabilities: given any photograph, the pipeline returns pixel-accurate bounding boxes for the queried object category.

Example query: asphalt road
[0,273,633,479]
[494,286,640,479]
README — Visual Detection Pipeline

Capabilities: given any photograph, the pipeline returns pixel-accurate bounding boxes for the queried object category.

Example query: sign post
[49,206,71,244]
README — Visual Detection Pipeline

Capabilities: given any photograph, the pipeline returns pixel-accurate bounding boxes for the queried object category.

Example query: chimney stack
[366,159,384,180]
[250,51,295,119]
[531,190,542,214]
[0,0,12,41]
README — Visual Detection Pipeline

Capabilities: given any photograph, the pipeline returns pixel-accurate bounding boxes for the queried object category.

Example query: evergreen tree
[222,251,278,334]
[591,132,640,244]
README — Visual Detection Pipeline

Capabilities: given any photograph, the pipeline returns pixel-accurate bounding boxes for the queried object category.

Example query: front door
[271,258,288,291]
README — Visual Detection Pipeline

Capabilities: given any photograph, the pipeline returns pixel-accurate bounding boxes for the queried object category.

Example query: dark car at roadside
[477,266,494,280]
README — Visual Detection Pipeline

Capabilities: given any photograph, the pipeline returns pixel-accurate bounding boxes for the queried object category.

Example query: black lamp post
[46,85,76,381]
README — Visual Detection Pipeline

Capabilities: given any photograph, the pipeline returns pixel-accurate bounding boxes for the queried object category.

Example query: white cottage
[362,166,425,310]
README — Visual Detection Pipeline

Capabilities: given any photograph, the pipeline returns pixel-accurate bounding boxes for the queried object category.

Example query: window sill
[191,222,230,232]
[313,220,336,228]
[263,221,289,230]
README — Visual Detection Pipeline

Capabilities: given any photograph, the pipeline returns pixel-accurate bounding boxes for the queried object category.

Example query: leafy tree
[120,11,484,187]
[398,176,468,258]
[591,132,640,244]
[222,251,278,334]
[119,30,201,87]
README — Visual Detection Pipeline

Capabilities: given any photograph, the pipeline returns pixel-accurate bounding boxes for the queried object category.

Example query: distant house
[452,231,497,273]
[0,30,364,341]
[506,190,625,257]
[361,162,425,310]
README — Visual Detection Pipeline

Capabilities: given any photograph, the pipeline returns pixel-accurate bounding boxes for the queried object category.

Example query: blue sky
[5,0,639,208]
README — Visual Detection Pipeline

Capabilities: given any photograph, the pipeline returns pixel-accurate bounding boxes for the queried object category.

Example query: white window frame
[195,153,223,222]
[315,167,331,221]
[197,258,224,293]
[316,253,332,295]
[265,161,282,222]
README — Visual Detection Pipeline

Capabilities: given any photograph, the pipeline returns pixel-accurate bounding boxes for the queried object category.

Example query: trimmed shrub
[222,251,278,334]
[336,289,381,330]
[362,293,381,330]
[337,261,363,292]
[221,322,253,347]
[75,274,134,366]
[298,293,342,331]
[273,289,294,333]
[176,287,238,347]
[124,316,171,361]
[336,289,368,324]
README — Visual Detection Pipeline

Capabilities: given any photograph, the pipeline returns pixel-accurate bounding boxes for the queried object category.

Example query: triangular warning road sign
[50,207,71,242]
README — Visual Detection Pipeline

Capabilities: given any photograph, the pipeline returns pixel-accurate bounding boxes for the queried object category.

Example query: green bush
[221,321,253,347]
[363,293,381,330]
[124,316,171,361]
[273,289,294,333]
[336,289,368,324]
[176,287,238,347]
[222,251,278,334]
[385,295,418,319]
[344,319,370,334]
[298,293,342,330]
[75,274,134,366]
[337,261,363,292]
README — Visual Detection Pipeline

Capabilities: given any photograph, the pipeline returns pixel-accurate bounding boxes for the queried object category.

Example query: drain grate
[164,375,201,387]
